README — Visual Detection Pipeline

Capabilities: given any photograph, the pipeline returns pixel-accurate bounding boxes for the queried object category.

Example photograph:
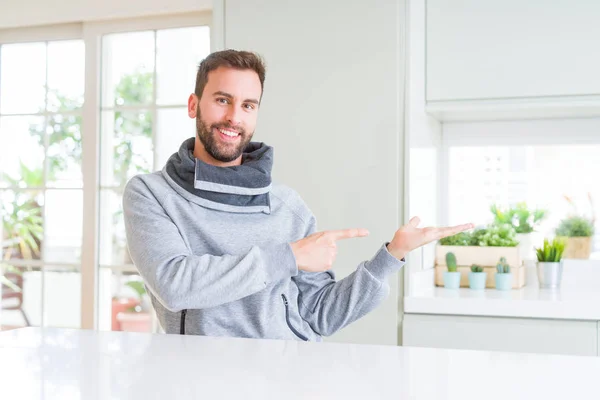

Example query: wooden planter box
[563,237,592,259]
[435,245,525,289]
[435,245,522,268]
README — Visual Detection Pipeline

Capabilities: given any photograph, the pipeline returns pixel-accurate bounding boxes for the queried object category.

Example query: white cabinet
[403,314,598,357]
[427,0,600,101]
[425,0,600,120]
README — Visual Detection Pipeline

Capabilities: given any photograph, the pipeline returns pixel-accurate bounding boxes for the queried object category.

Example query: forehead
[203,66,262,98]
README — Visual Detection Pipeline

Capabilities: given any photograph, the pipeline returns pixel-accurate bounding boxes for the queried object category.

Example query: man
[123,49,472,341]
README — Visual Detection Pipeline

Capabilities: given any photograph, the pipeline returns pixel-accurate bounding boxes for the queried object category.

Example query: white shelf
[405,261,600,320]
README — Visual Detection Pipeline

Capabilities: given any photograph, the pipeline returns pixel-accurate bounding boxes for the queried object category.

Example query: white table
[1,327,600,399]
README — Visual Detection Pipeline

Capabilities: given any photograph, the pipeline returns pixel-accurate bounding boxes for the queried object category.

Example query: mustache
[211,123,245,135]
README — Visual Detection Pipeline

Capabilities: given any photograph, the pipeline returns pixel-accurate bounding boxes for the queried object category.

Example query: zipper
[281,294,308,341]
[180,309,187,335]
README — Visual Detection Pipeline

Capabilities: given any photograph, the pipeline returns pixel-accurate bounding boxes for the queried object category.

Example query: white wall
[216,0,406,346]
[0,0,211,29]
[407,0,441,272]
[427,0,600,101]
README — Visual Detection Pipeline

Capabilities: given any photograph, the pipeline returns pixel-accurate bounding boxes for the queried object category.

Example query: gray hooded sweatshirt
[123,138,405,341]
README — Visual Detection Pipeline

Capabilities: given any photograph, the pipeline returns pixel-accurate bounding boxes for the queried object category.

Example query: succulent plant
[496,257,510,274]
[535,238,566,262]
[446,252,458,272]
[470,265,484,273]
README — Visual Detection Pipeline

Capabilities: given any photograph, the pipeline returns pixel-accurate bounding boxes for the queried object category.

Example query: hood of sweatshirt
[163,137,274,214]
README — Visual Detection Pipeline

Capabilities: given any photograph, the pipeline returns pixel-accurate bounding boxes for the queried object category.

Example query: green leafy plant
[535,238,566,262]
[555,216,595,237]
[496,257,510,274]
[470,224,518,247]
[439,232,472,246]
[470,265,484,273]
[0,263,23,293]
[445,252,458,272]
[440,224,518,247]
[2,164,44,262]
[491,203,547,234]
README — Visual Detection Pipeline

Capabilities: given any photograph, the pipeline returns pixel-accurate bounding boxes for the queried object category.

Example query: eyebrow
[213,91,260,105]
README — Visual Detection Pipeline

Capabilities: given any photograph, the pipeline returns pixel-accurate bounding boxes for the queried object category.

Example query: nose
[225,106,242,127]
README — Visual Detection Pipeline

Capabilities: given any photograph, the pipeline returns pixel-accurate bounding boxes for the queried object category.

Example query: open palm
[387,217,474,260]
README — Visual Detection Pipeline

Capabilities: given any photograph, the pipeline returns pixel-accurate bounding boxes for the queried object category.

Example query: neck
[193,136,243,167]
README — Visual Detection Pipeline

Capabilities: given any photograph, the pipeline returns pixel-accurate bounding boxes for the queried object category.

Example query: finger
[325,228,370,241]
[433,223,475,239]
[409,216,420,227]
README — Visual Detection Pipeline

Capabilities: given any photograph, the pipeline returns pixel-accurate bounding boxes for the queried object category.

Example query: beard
[195,107,253,163]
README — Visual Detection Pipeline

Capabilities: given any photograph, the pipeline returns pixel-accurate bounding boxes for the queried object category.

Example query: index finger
[433,223,474,240]
[324,228,370,241]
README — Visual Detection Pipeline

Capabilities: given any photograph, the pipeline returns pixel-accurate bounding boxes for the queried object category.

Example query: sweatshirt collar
[163,138,273,214]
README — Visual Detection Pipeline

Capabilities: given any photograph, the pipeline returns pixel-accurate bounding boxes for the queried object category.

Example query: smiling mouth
[215,127,241,141]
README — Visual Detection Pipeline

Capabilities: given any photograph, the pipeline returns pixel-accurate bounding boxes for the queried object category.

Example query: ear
[188,94,199,118]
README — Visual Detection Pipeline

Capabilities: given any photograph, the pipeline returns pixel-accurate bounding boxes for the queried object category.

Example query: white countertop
[1,327,600,399]
[405,261,600,320]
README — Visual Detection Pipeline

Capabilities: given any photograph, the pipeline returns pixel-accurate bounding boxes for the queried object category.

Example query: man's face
[190,67,262,163]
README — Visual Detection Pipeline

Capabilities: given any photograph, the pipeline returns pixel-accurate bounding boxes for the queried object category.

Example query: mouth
[215,127,241,142]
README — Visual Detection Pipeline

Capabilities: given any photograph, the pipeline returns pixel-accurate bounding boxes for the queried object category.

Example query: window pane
[1,190,44,262]
[1,265,41,329]
[43,266,81,328]
[0,42,46,114]
[448,145,600,256]
[98,189,128,266]
[44,190,82,264]
[156,26,210,105]
[100,110,153,187]
[101,31,154,107]
[47,114,82,188]
[155,108,195,168]
[99,269,154,333]
[0,116,45,188]
[47,40,85,112]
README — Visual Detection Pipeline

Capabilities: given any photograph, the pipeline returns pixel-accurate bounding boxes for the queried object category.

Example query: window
[447,144,600,258]
[96,25,210,333]
[0,13,212,332]
[0,38,85,329]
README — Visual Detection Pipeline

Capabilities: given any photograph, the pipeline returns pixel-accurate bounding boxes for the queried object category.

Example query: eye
[243,103,256,110]
[216,97,229,105]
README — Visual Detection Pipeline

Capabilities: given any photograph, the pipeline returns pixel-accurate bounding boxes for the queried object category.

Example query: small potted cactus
[443,252,461,289]
[495,256,512,291]
[468,265,487,290]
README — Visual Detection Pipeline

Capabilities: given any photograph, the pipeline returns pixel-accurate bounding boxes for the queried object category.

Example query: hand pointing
[290,228,369,272]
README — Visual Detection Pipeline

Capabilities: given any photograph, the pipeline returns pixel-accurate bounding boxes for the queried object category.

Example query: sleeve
[292,215,405,336]
[122,176,298,312]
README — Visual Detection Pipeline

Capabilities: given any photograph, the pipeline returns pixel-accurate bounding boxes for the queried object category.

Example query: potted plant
[555,216,595,259]
[435,223,524,288]
[443,252,461,289]
[468,265,487,290]
[495,257,512,291]
[115,280,152,332]
[534,237,566,289]
[491,202,547,261]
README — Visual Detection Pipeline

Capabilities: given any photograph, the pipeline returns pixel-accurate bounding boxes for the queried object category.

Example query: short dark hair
[194,49,266,100]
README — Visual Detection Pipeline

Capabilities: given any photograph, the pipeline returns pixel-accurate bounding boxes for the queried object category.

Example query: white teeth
[219,128,238,137]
